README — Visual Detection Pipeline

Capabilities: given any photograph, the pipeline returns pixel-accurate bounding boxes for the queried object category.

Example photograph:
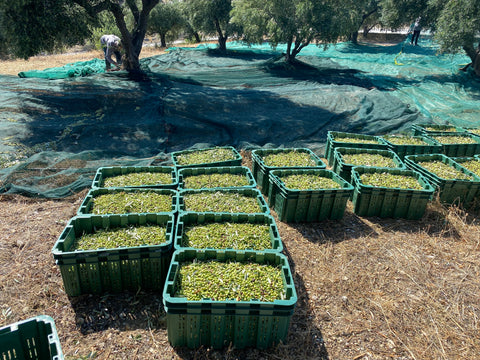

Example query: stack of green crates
[92,166,178,189]
[171,146,242,170]
[174,212,283,252]
[251,148,325,196]
[379,135,443,160]
[162,249,297,349]
[268,168,354,222]
[332,147,405,183]
[0,315,63,360]
[424,132,480,158]
[404,154,480,206]
[350,167,435,219]
[411,123,464,136]
[325,131,387,166]
[178,166,256,190]
[52,213,175,296]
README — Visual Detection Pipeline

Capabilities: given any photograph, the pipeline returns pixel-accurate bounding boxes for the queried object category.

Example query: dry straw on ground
[1,151,479,360]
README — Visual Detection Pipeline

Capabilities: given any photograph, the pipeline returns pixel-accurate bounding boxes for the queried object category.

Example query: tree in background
[432,0,480,74]
[0,0,160,71]
[182,0,235,52]
[231,0,348,63]
[379,0,480,75]
[148,0,185,48]
[344,0,381,43]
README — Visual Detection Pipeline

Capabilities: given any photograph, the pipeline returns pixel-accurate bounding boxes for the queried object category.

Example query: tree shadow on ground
[173,247,330,360]
[69,290,165,334]
[285,209,379,245]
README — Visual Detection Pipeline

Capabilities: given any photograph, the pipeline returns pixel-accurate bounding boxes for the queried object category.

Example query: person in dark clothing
[410,17,422,46]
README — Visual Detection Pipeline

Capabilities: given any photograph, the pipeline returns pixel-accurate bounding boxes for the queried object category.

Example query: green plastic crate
[178,188,270,214]
[332,147,405,183]
[77,188,178,215]
[92,166,178,189]
[174,212,282,252]
[52,213,175,296]
[404,154,480,206]
[378,135,443,160]
[0,315,63,360]
[178,166,256,190]
[411,124,464,136]
[325,131,387,166]
[163,249,297,349]
[172,146,242,170]
[269,169,354,222]
[463,127,480,138]
[425,133,480,157]
[251,148,325,195]
[350,167,435,219]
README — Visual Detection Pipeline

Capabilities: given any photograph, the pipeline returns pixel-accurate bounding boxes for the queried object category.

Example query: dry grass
[1,152,479,360]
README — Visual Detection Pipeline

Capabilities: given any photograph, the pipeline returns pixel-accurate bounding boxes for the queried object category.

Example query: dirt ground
[0,151,479,360]
[0,39,479,359]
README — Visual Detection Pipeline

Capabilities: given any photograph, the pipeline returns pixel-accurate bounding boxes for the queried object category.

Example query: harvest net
[1,38,478,197]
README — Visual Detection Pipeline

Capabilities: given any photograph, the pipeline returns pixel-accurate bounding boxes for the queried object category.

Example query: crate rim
[163,249,297,308]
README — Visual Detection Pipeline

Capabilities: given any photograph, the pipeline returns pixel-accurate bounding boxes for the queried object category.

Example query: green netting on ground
[1,37,479,197]
[18,58,106,79]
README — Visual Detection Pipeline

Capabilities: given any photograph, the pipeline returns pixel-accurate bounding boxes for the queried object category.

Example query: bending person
[100,34,123,71]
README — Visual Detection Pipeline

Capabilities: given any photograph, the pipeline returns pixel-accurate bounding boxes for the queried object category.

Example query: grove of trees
[0,0,479,75]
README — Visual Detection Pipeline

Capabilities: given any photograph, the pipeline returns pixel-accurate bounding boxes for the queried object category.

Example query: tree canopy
[1,0,480,75]
[231,0,347,62]
[0,0,160,71]
[182,0,235,52]
[148,0,185,48]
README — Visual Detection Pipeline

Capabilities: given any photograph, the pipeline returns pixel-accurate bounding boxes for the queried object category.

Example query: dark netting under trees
[1,38,479,198]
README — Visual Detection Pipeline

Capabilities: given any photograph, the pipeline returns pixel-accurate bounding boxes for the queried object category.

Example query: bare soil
[0,42,479,360]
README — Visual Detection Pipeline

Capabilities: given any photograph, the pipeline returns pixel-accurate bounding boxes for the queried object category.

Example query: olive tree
[0,0,161,71]
[148,0,184,48]
[230,0,348,63]
[379,0,480,75]
[431,0,480,74]
[182,0,234,52]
